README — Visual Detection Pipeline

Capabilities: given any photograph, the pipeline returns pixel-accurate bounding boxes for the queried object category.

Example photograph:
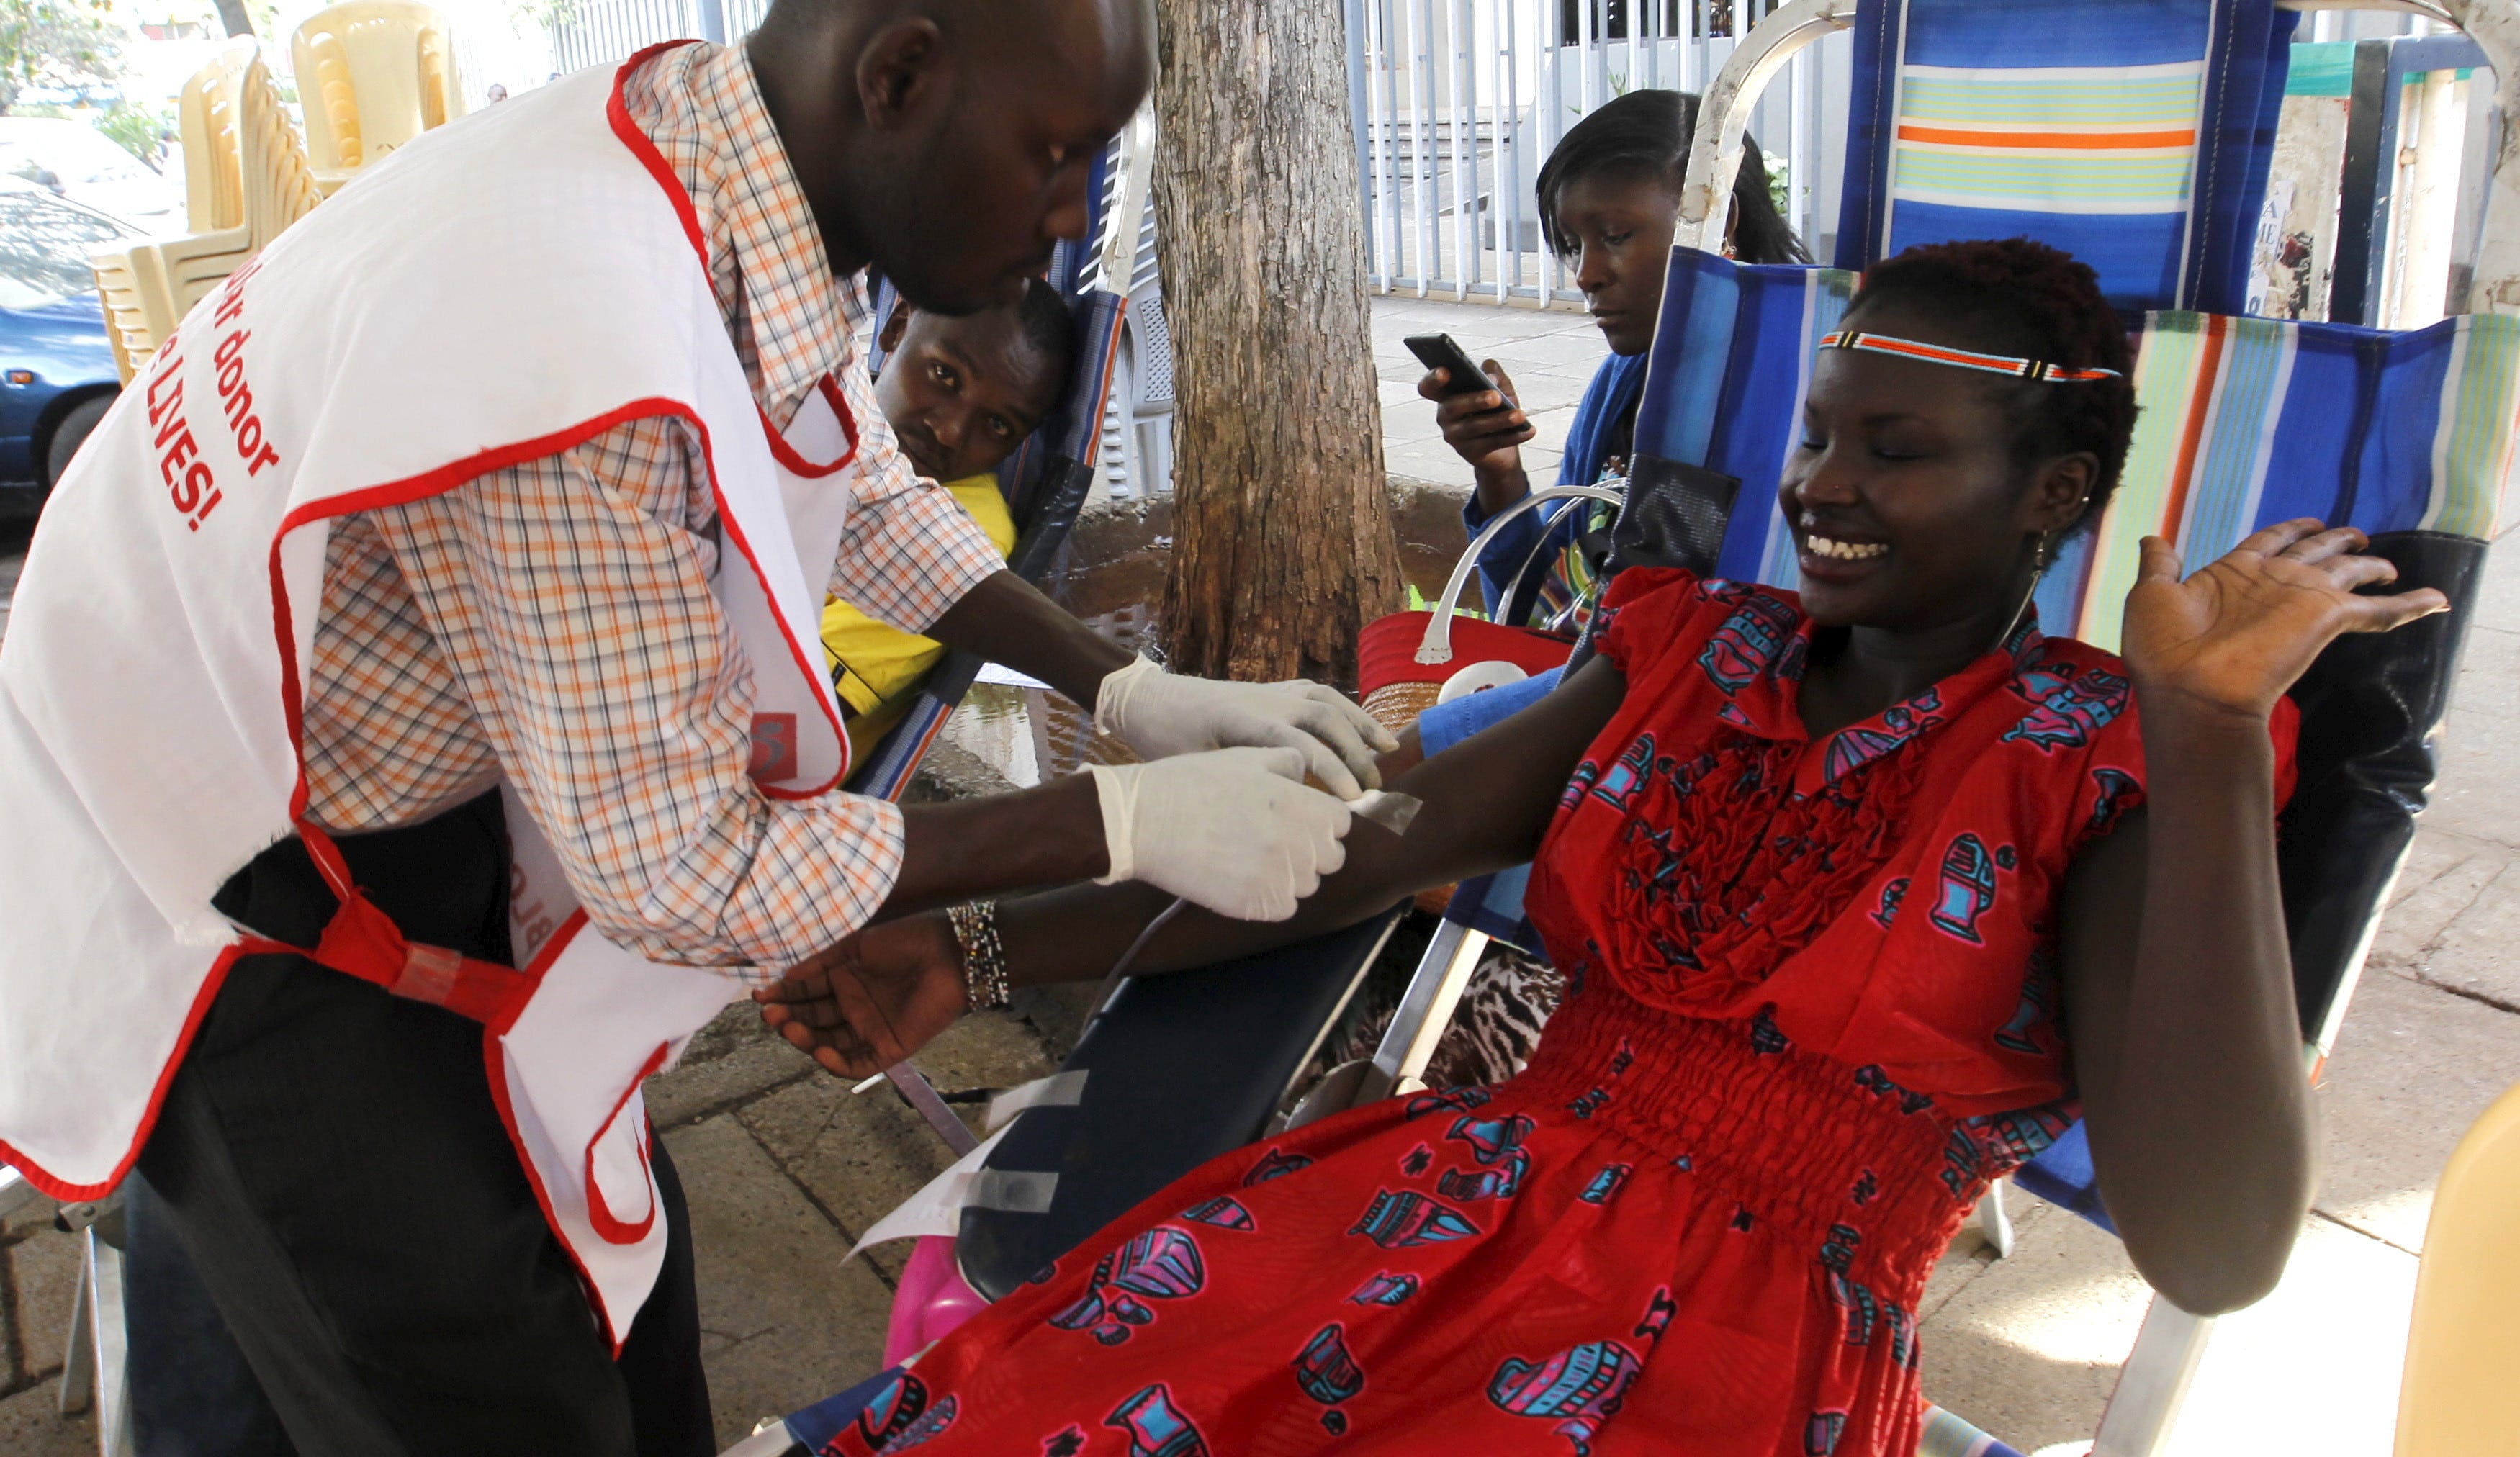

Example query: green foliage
[1405,582,1485,621]
[505,0,577,27]
[96,98,166,167]
[1764,148,1789,220]
[0,0,123,115]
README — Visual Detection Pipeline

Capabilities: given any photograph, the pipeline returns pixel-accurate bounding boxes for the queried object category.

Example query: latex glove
[1094,656,1399,800]
[1089,747,1354,921]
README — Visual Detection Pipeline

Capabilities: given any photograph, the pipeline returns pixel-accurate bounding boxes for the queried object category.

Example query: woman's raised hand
[754,914,968,1078]
[1419,359,1534,474]
[2122,519,2449,726]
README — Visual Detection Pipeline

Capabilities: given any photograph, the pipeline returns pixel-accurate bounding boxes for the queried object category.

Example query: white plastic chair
[289,0,465,184]
[1,1164,130,1457]
[2395,1078,2520,1457]
[89,53,325,381]
[177,39,255,234]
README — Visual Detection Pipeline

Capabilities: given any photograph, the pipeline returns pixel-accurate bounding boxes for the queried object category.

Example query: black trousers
[130,794,714,1456]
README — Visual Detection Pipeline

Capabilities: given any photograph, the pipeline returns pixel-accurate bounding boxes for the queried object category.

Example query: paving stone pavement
[2,302,2516,1455]
[1371,294,1610,493]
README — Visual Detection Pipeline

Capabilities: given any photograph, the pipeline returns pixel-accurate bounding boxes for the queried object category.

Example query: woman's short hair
[1533,89,1810,267]
[1845,238,2140,531]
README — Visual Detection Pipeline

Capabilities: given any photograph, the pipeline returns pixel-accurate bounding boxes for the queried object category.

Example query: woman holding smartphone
[1419,89,1810,630]
[1383,90,1812,1087]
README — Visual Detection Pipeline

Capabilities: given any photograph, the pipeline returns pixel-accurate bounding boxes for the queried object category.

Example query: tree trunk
[1151,0,1403,688]
[213,0,255,38]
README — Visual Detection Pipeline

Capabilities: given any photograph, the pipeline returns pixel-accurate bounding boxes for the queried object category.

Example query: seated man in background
[822,277,1076,759]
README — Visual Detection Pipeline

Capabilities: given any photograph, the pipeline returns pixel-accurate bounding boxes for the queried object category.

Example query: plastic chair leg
[52,1200,133,1456]
[2092,1295,2215,1457]
[719,1423,806,1457]
[58,1241,93,1415]
[86,1227,135,1457]
[1976,1178,2015,1260]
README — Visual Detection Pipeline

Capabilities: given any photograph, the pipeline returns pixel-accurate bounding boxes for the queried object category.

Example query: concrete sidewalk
[4,298,2517,1454]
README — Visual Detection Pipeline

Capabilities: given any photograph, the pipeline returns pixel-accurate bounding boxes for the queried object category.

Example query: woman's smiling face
[1778,305,2096,633]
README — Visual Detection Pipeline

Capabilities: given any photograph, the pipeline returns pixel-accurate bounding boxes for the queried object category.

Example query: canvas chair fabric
[1832,0,2298,316]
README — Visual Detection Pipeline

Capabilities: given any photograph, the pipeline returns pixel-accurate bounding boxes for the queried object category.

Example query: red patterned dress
[826,568,2295,1457]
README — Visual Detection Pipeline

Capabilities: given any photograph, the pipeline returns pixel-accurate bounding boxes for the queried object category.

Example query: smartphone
[1404,333,1497,397]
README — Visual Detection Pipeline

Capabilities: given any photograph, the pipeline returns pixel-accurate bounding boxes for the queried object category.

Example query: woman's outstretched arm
[2058,520,2447,1316]
[757,659,1627,1072]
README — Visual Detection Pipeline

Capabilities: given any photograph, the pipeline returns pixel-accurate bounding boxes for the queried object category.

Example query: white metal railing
[537,0,1829,311]
[1346,0,1829,307]
[545,0,726,77]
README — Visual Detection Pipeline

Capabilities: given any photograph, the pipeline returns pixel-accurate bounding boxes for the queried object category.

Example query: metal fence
[544,0,765,77]
[539,0,1837,310]
[1347,0,1836,305]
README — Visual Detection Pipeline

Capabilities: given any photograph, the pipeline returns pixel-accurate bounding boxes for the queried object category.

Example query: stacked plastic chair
[729,4,2520,1456]
[177,39,255,235]
[2393,1077,2520,1457]
[290,0,465,190]
[88,53,324,383]
[90,2,462,382]
[91,44,249,384]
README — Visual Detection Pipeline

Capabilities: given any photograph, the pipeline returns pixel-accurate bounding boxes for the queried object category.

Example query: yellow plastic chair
[177,39,255,233]
[89,54,323,380]
[87,247,174,384]
[289,0,464,181]
[236,53,325,246]
[2395,1078,2520,1457]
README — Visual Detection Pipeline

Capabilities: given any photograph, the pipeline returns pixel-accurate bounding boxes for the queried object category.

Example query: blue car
[0,177,143,504]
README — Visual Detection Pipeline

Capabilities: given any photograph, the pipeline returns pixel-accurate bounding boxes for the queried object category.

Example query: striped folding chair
[1827,0,2298,317]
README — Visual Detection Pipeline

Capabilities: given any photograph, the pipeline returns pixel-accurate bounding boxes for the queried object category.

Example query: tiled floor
[3,298,2514,1455]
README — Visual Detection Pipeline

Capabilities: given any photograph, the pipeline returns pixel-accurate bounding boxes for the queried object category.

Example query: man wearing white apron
[0,2,1390,1451]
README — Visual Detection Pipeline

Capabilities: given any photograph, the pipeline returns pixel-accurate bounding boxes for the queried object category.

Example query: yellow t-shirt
[820,476,1020,763]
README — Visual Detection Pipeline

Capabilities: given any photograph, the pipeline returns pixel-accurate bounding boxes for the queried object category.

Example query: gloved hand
[1089,746,1354,921]
[1094,657,1400,800]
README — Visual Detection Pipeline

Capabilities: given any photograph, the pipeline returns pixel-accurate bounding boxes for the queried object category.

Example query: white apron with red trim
[0,50,898,1342]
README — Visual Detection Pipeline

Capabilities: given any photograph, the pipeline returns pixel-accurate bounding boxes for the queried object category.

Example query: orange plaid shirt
[299,42,1002,975]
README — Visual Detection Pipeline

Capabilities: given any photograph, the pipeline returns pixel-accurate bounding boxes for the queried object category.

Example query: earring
[1994,530,2057,655]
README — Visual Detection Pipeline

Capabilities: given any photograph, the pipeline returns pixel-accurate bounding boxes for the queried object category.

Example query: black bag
[1562,453,1743,672]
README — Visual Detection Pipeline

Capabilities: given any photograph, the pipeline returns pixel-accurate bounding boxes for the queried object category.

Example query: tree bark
[1151,0,1403,688]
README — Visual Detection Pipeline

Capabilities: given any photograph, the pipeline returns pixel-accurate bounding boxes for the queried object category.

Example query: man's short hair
[1015,276,1078,406]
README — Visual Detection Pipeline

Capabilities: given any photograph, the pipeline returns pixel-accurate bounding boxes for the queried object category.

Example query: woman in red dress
[761,240,2446,1456]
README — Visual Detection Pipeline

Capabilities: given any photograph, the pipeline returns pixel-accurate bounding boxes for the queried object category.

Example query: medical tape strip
[842,1124,1012,1263]
[964,1169,1060,1214]
[1350,790,1424,836]
[984,1069,1090,1134]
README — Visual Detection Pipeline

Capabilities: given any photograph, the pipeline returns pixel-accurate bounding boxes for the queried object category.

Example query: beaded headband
[1818,329,2123,383]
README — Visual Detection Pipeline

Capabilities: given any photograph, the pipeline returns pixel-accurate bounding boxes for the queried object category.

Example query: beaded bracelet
[946,901,1009,1012]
